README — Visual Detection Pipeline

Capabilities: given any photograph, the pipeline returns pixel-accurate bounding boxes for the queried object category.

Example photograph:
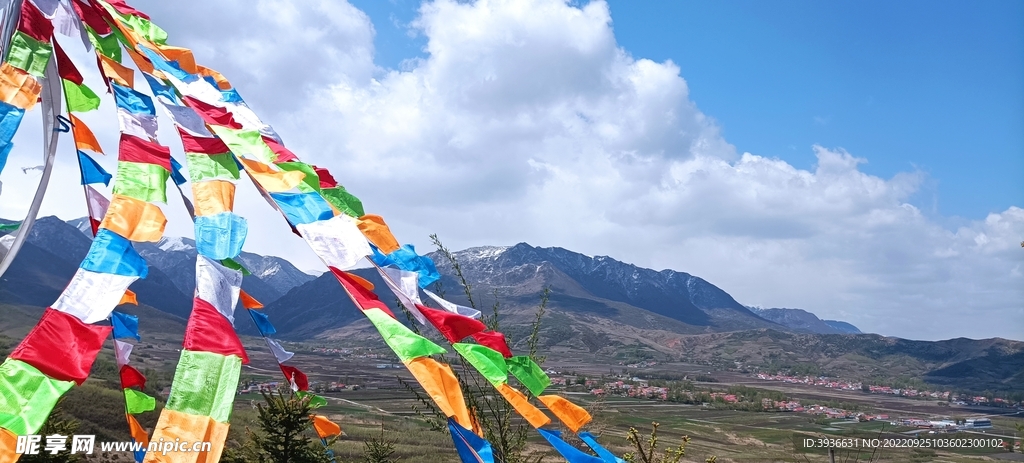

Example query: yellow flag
[239,158,305,193]
[192,180,236,217]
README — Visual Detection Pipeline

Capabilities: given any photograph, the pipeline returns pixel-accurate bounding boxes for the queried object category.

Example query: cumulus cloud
[0,0,1018,341]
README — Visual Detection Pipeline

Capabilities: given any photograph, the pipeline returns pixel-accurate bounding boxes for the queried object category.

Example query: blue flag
[139,46,194,82]
[389,245,441,288]
[448,418,494,463]
[78,151,112,186]
[579,432,626,463]
[269,192,334,226]
[249,310,277,336]
[195,212,247,260]
[143,73,178,104]
[111,82,156,115]
[80,229,148,278]
[169,156,188,185]
[0,101,25,175]
[537,428,604,463]
[111,311,140,341]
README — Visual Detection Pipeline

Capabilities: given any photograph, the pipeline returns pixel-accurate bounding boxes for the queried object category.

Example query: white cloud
[1,0,1018,341]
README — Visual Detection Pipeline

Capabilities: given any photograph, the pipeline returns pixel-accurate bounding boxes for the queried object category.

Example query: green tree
[362,423,398,463]
[223,390,333,463]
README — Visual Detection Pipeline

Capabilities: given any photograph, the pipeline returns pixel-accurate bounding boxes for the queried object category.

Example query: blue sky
[352,0,1024,222]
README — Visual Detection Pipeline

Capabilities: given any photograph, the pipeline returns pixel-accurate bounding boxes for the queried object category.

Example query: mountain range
[1,217,1021,392]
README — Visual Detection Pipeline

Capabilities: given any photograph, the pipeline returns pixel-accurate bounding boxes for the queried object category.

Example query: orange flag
[98,54,134,87]
[196,65,231,90]
[0,62,41,110]
[127,414,149,447]
[310,415,341,439]
[192,180,236,217]
[495,383,550,429]
[356,215,400,254]
[538,395,592,432]
[1,427,18,463]
[404,357,473,431]
[152,44,198,74]
[342,271,374,291]
[124,48,155,75]
[238,158,305,193]
[239,290,263,309]
[100,195,167,242]
[70,114,103,154]
[119,290,138,306]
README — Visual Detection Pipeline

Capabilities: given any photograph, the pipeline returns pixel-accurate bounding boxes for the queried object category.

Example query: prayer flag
[124,389,156,414]
[111,311,140,341]
[182,298,248,363]
[70,114,102,153]
[100,194,167,242]
[78,150,111,185]
[9,308,111,384]
[538,395,592,433]
[452,343,507,386]
[508,356,550,397]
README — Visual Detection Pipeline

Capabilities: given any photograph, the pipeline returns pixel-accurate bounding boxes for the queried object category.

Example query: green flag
[86,26,121,62]
[63,79,101,113]
[507,356,550,396]
[121,15,168,45]
[320,187,364,217]
[113,162,169,203]
[123,388,156,414]
[453,343,508,386]
[0,359,74,436]
[7,31,52,77]
[0,222,20,232]
[165,350,242,422]
[363,308,446,362]
[277,162,320,193]
[220,257,251,275]
[186,153,240,182]
[297,391,328,408]
[210,127,277,164]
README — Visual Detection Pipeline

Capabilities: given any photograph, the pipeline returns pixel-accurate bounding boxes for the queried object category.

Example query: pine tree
[224,390,333,463]
[20,403,82,463]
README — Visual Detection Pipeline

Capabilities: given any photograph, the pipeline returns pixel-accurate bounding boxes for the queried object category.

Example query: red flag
[104,0,150,19]
[17,1,53,42]
[471,331,513,358]
[182,298,249,364]
[10,308,112,384]
[279,365,308,391]
[119,134,172,171]
[330,267,397,319]
[182,97,242,129]
[262,136,298,163]
[178,128,230,154]
[313,166,337,189]
[53,41,84,86]
[71,0,111,35]
[418,304,486,343]
[119,364,146,389]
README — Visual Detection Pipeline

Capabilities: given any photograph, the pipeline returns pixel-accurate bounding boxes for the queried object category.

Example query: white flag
[296,215,371,271]
[195,255,242,324]
[52,269,138,323]
[114,340,133,367]
[266,338,294,364]
[378,267,425,324]
[117,108,159,140]
[423,290,482,319]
